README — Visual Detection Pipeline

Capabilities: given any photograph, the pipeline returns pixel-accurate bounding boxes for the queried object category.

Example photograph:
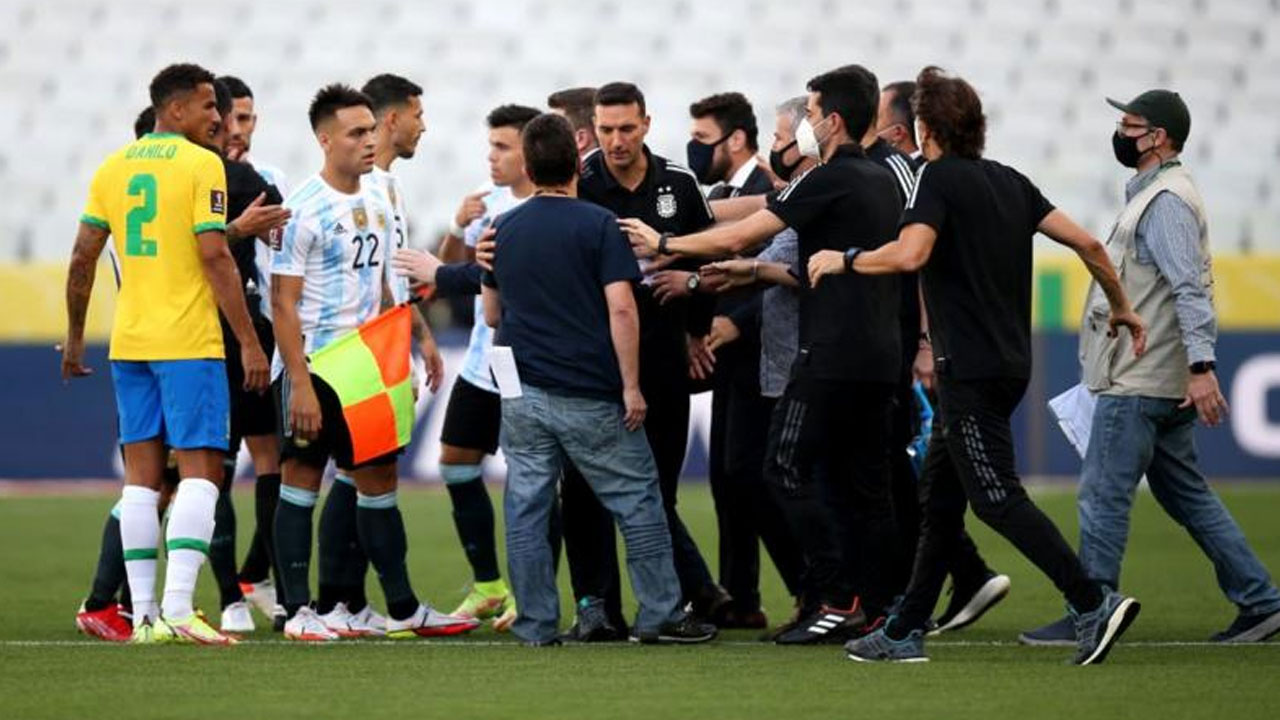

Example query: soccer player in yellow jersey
[62,64,270,646]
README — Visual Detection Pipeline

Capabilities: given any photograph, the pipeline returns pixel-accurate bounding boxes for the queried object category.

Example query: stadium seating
[1,0,1278,261]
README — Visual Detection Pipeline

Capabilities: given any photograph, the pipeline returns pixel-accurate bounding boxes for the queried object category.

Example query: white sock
[119,485,160,627]
[161,478,219,620]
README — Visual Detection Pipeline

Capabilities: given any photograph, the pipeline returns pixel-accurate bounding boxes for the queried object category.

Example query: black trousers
[709,353,805,607]
[897,377,1102,630]
[763,363,899,613]
[887,380,991,597]
[561,369,714,624]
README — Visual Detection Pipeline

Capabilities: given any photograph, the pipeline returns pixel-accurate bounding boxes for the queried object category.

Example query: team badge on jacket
[656,188,677,218]
[353,205,369,231]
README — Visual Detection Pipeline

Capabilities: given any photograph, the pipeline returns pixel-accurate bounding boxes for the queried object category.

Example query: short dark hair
[213,78,232,117]
[806,64,879,141]
[149,63,216,110]
[912,66,986,159]
[547,87,597,132]
[595,82,646,116]
[689,92,759,151]
[486,104,540,132]
[218,75,253,100]
[883,80,917,144]
[308,83,374,131]
[521,113,579,187]
[133,106,155,139]
[361,73,424,116]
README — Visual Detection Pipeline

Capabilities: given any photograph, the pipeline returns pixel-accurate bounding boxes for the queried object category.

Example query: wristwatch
[1189,360,1216,375]
[686,272,701,292]
[843,247,863,273]
[658,232,674,255]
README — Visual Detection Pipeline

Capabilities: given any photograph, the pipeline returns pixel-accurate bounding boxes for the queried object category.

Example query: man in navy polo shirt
[479,113,716,647]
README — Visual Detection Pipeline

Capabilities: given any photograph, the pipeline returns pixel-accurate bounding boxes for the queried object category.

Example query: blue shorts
[111,360,230,451]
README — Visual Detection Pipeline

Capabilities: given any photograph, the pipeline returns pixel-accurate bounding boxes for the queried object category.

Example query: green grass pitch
[1,482,1277,719]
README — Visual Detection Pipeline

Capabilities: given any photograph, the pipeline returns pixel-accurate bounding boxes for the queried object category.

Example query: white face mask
[796,116,828,159]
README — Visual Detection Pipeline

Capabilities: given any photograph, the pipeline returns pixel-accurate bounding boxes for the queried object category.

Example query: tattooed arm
[62,221,110,380]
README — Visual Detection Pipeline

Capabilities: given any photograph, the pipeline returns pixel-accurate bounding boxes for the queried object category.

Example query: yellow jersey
[81,132,228,360]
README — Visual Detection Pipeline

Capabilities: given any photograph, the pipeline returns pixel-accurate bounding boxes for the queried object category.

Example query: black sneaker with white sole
[774,601,867,645]
[930,573,1011,635]
[630,615,718,645]
[1073,591,1141,665]
[1211,609,1280,643]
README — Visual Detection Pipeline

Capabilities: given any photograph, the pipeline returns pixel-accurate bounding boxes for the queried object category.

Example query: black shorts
[440,376,501,454]
[273,373,399,472]
[224,312,278,445]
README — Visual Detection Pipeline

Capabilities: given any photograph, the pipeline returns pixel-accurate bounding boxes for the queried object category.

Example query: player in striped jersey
[270,84,476,642]
[422,105,539,628]
[301,73,445,639]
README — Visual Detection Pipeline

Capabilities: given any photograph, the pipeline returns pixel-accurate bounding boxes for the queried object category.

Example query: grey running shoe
[1072,591,1141,665]
[1211,609,1280,643]
[845,627,928,663]
[930,573,1011,635]
[562,596,623,643]
[1019,614,1076,646]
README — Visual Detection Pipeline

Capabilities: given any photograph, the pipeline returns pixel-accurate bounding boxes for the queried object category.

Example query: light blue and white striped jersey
[247,155,290,321]
[270,173,395,380]
[458,182,527,393]
[367,166,411,304]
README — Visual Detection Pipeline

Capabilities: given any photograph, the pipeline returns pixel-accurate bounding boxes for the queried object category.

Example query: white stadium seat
[0,0,1277,261]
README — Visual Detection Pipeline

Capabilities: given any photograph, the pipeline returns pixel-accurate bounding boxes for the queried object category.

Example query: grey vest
[1079,164,1213,399]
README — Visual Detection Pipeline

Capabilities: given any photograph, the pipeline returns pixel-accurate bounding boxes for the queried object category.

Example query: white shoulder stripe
[906,162,929,210]
[886,156,914,199]
[777,166,817,202]
[664,162,714,217]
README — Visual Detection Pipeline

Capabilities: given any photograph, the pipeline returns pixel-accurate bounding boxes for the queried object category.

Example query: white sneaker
[239,579,278,619]
[348,605,387,637]
[385,604,480,638]
[284,607,340,642]
[220,600,255,634]
[319,602,358,637]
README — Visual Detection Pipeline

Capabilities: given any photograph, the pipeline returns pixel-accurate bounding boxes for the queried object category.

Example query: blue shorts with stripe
[110,359,230,451]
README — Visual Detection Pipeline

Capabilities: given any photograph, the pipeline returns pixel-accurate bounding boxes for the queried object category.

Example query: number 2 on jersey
[351,233,381,269]
[125,173,158,257]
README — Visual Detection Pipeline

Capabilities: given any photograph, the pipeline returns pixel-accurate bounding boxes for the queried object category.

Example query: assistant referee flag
[308,304,415,464]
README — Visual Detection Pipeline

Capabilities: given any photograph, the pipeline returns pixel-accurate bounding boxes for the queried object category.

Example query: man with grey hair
[1022,90,1280,645]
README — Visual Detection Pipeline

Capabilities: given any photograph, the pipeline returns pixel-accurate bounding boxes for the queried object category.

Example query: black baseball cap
[1106,89,1191,146]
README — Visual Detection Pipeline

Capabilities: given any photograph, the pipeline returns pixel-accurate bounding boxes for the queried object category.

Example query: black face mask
[687,133,732,184]
[1112,130,1151,168]
[769,140,802,181]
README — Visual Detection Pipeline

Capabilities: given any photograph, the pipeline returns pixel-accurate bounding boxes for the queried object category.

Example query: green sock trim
[166,538,210,554]
[123,548,159,561]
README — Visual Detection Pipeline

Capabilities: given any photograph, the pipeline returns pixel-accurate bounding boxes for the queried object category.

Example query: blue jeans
[500,385,683,643]
[1079,394,1280,615]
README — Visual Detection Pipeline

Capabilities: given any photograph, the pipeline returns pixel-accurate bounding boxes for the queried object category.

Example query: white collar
[727,159,756,189]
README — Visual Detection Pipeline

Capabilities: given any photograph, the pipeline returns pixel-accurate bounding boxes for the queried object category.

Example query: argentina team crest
[353,204,369,231]
[656,188,677,218]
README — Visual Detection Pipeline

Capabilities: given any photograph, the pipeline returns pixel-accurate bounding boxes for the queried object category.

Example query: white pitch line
[0,639,1276,649]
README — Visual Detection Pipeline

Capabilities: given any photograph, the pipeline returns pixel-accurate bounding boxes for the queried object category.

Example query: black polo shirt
[766,143,901,382]
[579,146,715,378]
[901,155,1055,380]
[223,157,282,291]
